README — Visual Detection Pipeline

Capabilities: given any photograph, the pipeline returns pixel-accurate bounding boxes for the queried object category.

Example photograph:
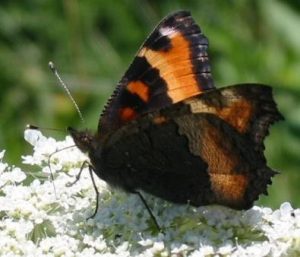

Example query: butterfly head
[68,127,96,154]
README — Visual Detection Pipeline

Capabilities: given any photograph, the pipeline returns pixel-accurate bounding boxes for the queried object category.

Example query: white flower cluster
[0,129,299,256]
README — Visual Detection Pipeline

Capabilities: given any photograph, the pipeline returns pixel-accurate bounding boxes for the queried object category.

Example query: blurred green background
[0,0,299,209]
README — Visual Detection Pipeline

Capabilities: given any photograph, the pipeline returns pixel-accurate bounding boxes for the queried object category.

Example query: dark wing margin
[98,11,215,138]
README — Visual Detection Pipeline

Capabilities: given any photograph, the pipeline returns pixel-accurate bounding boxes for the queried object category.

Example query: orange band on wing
[127,81,150,102]
[139,33,201,103]
[187,95,254,134]
[200,119,249,207]
[209,173,249,206]
[217,100,253,133]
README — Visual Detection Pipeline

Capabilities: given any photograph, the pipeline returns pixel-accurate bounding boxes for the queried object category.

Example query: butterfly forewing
[99,11,214,137]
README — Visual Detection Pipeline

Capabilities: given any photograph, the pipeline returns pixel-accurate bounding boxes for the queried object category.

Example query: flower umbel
[0,129,299,256]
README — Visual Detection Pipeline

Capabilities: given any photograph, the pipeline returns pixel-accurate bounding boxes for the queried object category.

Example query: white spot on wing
[159,27,177,37]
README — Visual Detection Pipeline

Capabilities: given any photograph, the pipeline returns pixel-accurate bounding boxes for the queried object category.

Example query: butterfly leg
[133,191,163,233]
[47,147,74,197]
[87,165,100,219]
[65,161,100,219]
[66,160,90,187]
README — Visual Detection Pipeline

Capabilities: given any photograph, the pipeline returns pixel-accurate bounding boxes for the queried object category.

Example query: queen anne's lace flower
[0,129,299,256]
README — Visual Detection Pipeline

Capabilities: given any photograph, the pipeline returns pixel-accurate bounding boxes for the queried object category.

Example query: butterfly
[69,10,283,225]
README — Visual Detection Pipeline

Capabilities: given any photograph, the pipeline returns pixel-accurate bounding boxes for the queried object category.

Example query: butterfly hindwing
[185,84,284,153]
[99,95,278,209]
[99,11,214,137]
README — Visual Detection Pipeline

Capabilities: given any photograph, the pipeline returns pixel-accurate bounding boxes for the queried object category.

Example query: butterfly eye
[83,135,91,143]
[67,127,94,153]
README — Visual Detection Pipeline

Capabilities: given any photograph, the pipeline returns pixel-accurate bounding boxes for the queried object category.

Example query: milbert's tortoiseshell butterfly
[68,11,283,225]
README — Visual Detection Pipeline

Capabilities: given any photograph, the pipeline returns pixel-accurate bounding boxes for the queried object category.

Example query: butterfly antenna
[48,61,85,124]
[26,124,65,133]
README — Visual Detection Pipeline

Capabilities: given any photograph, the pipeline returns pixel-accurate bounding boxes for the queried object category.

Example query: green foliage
[28,220,56,243]
[0,1,299,208]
